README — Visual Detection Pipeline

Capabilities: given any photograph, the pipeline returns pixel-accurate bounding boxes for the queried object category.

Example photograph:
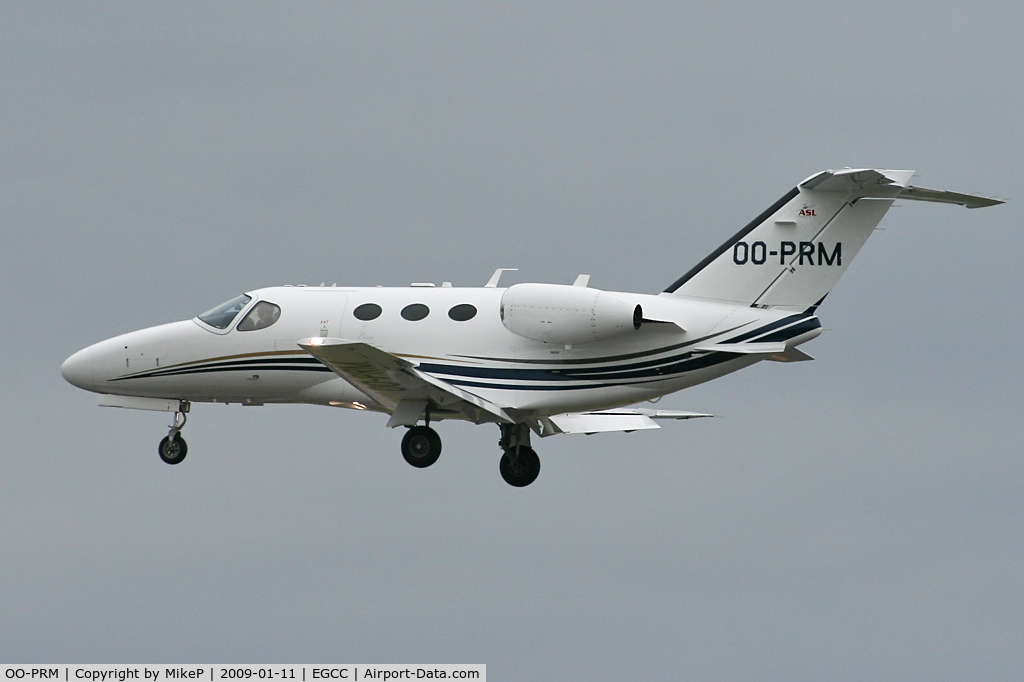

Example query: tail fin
[664,169,1002,310]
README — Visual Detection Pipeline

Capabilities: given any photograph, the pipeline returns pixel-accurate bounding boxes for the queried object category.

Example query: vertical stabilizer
[665,169,915,310]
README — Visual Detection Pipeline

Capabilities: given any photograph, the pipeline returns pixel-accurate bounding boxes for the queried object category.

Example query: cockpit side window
[198,294,252,329]
[236,301,281,332]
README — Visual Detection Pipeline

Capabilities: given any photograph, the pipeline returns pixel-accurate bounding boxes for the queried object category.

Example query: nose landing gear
[158,405,189,465]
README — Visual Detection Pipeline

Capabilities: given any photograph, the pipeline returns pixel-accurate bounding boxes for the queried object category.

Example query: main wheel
[158,433,188,465]
[499,446,541,487]
[401,426,442,468]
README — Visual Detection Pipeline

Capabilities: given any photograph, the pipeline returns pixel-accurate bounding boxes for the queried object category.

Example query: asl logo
[799,208,817,216]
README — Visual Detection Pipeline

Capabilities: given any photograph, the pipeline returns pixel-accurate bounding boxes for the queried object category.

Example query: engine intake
[500,283,642,345]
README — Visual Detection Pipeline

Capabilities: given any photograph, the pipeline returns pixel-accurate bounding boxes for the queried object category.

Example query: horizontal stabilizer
[694,342,787,355]
[897,185,1004,209]
[799,168,897,192]
[545,408,712,435]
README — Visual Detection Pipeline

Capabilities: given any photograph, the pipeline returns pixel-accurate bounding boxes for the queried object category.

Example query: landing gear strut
[400,403,442,468]
[158,404,190,465]
[498,423,541,487]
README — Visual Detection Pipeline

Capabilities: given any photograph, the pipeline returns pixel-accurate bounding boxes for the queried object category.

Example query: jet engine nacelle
[500,283,642,345]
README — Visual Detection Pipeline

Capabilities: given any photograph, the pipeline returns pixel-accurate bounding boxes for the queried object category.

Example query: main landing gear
[499,446,540,487]
[498,423,540,487]
[158,404,190,465]
[400,403,442,468]
[401,425,442,468]
[395,414,542,487]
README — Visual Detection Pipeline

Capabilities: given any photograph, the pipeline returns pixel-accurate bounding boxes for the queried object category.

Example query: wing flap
[694,342,787,354]
[545,408,712,435]
[548,413,660,434]
[406,365,515,424]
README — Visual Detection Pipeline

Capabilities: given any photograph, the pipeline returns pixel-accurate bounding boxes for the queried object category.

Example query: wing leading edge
[298,337,514,426]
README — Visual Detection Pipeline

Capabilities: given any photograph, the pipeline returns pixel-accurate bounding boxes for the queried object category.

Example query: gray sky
[2,2,1022,678]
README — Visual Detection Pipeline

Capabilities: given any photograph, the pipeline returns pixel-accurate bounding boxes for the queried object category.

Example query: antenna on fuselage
[484,268,518,288]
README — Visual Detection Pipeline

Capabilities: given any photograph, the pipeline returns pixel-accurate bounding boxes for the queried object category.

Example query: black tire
[401,426,442,468]
[499,446,541,487]
[158,433,188,465]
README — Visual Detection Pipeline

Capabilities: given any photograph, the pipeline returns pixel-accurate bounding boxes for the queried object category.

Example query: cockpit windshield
[197,294,252,329]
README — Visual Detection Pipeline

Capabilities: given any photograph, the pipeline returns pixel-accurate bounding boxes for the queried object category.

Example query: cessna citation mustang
[62,169,1002,487]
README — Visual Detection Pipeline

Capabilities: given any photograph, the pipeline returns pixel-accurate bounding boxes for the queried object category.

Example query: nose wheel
[158,433,188,464]
[158,407,189,465]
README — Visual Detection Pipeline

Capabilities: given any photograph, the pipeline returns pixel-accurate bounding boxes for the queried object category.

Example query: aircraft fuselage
[62,284,819,418]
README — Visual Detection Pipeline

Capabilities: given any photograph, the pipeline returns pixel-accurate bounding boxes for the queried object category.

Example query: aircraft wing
[542,408,712,435]
[298,337,514,425]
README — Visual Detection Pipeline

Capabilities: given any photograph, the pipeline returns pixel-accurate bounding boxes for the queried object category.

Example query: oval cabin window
[353,303,383,321]
[401,304,430,321]
[448,304,477,321]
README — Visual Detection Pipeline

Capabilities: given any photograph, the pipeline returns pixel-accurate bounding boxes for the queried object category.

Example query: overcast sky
[2,2,1022,679]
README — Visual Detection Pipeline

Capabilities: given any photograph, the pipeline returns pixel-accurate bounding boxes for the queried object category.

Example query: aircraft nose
[62,347,94,390]
[61,343,107,392]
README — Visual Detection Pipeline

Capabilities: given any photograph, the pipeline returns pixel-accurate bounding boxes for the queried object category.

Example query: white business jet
[62,169,1002,486]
